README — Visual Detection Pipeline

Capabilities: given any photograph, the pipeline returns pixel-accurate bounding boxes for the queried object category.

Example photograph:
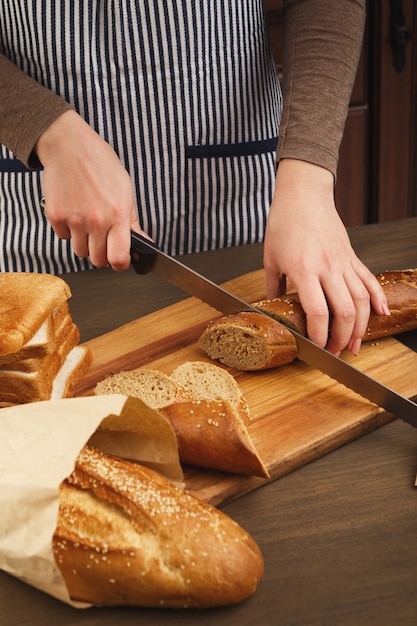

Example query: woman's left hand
[263,159,389,355]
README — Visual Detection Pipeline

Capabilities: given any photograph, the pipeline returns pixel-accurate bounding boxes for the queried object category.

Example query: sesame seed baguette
[198,311,298,371]
[253,269,417,342]
[160,399,269,477]
[53,445,264,608]
[94,365,268,477]
[199,269,417,371]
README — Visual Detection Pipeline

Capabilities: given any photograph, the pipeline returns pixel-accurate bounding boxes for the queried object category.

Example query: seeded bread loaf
[53,445,264,608]
[199,269,417,371]
[253,269,417,341]
[94,364,268,477]
[198,311,298,371]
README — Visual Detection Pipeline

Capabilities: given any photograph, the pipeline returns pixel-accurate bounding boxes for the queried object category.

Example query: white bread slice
[0,301,70,366]
[0,272,71,356]
[0,325,82,403]
[0,314,76,373]
[51,345,93,400]
[0,345,92,406]
[0,318,53,365]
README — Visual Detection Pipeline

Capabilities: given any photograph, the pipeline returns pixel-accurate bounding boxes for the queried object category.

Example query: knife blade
[130,231,417,428]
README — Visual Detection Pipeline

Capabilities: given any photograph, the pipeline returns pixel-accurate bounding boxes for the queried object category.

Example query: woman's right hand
[36,109,146,271]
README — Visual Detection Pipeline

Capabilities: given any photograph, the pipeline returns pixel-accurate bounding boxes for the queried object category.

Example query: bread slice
[0,323,80,402]
[170,361,251,424]
[0,314,76,373]
[0,345,92,406]
[0,272,71,356]
[51,345,93,400]
[53,446,264,608]
[94,363,268,478]
[94,369,193,406]
[198,312,298,371]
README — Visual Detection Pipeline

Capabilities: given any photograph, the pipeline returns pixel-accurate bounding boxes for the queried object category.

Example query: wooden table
[2,218,417,626]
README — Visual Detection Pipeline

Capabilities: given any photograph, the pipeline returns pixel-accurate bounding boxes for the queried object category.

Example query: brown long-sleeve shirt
[0,0,365,177]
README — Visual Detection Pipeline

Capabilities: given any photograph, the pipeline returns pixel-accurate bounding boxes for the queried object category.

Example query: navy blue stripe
[186,137,278,159]
[0,160,42,173]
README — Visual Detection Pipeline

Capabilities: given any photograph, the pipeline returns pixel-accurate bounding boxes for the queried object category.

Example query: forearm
[276,0,366,177]
[0,53,73,167]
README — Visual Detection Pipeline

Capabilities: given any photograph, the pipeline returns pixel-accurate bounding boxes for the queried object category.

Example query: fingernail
[382,304,391,316]
[351,338,362,356]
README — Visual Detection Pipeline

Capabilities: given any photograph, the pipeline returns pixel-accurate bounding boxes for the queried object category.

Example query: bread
[170,360,251,423]
[51,345,93,401]
[0,314,76,373]
[253,269,417,341]
[0,272,70,356]
[199,269,417,371]
[0,272,92,404]
[95,368,193,406]
[198,311,298,371]
[53,445,264,608]
[0,302,69,365]
[94,364,268,477]
[160,399,268,477]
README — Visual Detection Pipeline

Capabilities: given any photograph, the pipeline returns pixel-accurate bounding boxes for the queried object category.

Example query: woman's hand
[263,159,389,355]
[36,110,146,271]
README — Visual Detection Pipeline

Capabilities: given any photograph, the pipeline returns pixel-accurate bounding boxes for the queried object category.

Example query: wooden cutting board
[76,269,417,506]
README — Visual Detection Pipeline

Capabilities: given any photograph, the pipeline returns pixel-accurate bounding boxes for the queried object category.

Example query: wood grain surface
[77,269,417,506]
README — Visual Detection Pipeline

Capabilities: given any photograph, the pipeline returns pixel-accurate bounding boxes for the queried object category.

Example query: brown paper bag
[0,394,182,607]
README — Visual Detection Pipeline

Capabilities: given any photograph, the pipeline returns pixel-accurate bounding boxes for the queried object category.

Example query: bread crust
[53,446,264,608]
[253,269,417,342]
[198,311,298,371]
[199,269,417,371]
[0,323,80,402]
[160,399,269,477]
[0,273,71,356]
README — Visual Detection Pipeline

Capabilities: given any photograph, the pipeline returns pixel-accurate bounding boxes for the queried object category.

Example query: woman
[0,0,388,355]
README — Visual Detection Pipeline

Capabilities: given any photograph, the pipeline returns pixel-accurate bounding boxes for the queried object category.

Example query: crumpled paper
[0,394,183,607]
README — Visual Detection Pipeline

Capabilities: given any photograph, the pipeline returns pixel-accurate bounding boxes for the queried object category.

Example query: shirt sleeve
[0,53,73,168]
[276,0,366,178]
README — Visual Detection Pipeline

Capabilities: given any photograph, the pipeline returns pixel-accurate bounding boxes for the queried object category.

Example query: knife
[130,231,417,428]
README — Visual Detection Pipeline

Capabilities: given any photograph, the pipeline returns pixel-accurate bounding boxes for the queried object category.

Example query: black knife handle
[130,231,158,275]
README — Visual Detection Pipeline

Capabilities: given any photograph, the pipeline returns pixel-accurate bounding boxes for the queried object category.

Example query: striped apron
[0,0,281,274]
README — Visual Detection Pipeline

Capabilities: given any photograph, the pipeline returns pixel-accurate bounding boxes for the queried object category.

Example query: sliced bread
[94,363,268,478]
[170,360,251,424]
[94,368,192,407]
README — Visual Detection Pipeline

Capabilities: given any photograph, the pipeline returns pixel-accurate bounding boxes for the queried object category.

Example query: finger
[106,224,132,271]
[264,264,287,299]
[356,264,390,316]
[345,277,372,355]
[324,274,369,355]
[41,197,72,239]
[70,231,90,259]
[294,275,330,348]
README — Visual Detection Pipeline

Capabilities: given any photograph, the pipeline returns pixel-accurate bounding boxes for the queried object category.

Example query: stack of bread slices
[0,272,92,407]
